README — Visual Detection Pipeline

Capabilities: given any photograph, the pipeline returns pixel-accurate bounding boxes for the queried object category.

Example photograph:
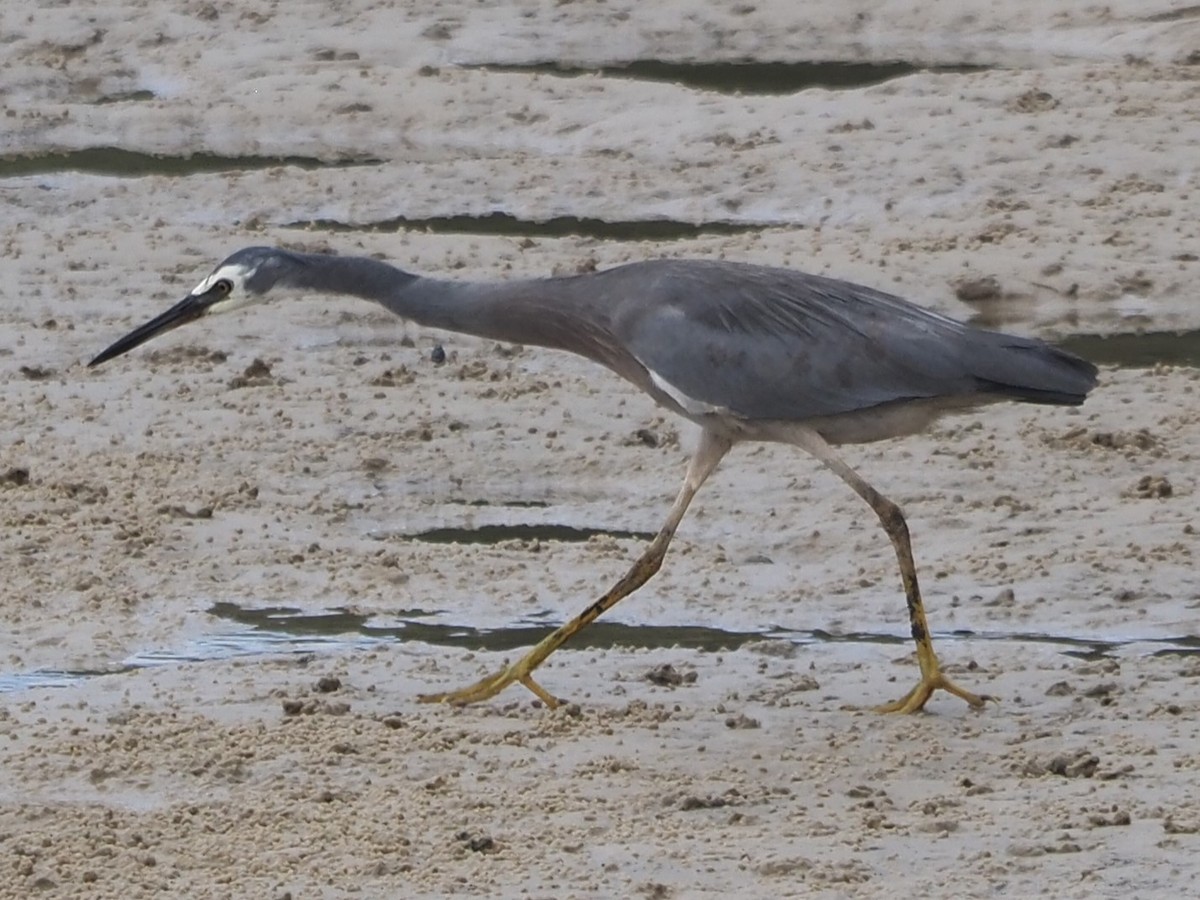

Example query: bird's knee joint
[877,500,908,534]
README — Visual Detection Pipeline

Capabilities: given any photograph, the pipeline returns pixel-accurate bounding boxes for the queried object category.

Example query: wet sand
[3,1,1200,897]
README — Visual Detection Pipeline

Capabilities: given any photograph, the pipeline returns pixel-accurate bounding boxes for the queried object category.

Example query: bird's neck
[297,254,421,307]
[309,255,593,352]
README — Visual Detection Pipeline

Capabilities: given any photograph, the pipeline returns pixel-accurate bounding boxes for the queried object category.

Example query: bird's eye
[214,279,233,295]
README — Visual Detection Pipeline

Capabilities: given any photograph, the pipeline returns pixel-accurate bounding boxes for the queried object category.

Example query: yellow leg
[789,427,994,714]
[873,625,991,715]
[417,431,733,707]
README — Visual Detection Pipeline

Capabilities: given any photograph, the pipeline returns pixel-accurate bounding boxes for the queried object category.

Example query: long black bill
[88,292,215,368]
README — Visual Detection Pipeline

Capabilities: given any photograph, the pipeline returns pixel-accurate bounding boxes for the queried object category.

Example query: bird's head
[88,247,301,367]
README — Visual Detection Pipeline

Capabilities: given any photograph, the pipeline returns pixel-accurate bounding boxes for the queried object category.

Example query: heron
[89,247,1098,713]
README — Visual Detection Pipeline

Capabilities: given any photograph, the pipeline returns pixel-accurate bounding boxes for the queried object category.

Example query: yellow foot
[417,661,560,708]
[875,671,995,714]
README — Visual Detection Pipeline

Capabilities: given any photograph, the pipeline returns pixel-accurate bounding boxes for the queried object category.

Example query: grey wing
[613,261,1093,421]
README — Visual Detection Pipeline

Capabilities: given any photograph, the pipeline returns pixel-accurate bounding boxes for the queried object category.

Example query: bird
[89,247,1098,713]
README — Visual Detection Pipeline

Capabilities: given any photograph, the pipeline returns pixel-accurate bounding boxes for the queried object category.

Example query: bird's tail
[970,335,1099,406]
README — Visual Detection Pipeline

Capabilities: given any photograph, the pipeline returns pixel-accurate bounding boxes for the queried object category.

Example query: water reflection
[3,601,1194,693]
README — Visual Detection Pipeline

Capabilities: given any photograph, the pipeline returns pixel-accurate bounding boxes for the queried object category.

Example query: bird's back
[559,259,1097,427]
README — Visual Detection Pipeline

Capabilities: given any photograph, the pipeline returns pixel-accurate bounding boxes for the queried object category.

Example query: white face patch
[191,263,258,315]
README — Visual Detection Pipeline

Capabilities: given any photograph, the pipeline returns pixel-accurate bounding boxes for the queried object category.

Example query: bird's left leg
[790,428,993,714]
[417,429,733,707]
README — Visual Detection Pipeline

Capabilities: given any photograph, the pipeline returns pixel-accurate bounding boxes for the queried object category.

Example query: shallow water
[471,61,989,94]
[285,212,768,241]
[404,523,657,545]
[0,148,381,178]
[1057,330,1200,369]
[2,601,1194,693]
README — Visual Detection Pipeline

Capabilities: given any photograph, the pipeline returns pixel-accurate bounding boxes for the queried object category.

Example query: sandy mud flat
[2,1,1200,896]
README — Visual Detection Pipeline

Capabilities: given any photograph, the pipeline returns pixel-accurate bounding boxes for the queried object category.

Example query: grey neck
[291,253,620,363]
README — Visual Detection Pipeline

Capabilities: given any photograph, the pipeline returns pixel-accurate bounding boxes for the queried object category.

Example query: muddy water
[0,148,382,178]
[470,60,990,94]
[1058,330,1200,369]
[5,598,1195,694]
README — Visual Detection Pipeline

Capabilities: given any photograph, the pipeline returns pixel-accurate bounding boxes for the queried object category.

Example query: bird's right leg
[790,428,993,714]
[417,430,733,707]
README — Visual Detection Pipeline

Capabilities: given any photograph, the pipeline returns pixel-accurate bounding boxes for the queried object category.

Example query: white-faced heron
[89,248,1098,712]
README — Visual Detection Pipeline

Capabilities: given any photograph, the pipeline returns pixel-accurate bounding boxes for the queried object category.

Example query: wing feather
[600,260,1091,421]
